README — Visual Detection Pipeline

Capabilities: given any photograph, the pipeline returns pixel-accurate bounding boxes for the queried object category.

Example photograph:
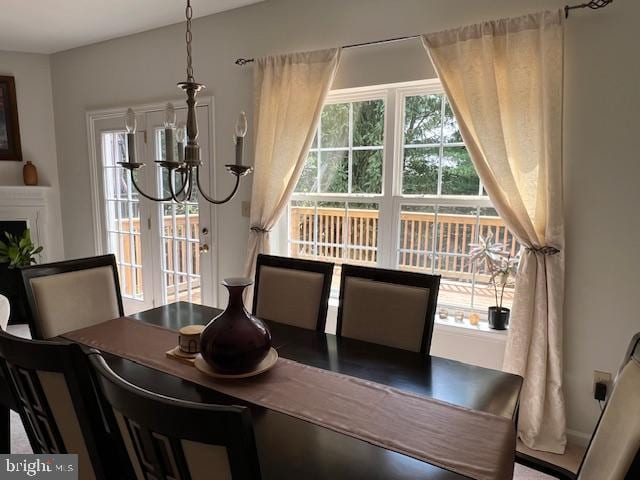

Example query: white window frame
[277,79,513,317]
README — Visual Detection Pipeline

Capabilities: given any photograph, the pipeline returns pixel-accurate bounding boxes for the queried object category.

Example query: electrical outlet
[241,201,251,218]
[593,370,612,398]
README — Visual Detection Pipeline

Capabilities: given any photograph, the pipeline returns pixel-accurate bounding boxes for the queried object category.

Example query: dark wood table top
[110,301,520,479]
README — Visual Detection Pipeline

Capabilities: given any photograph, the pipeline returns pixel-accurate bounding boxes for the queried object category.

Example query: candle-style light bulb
[125,108,136,163]
[125,108,136,134]
[164,102,176,128]
[176,122,187,144]
[164,103,176,162]
[235,111,248,138]
[176,122,186,163]
[234,111,247,166]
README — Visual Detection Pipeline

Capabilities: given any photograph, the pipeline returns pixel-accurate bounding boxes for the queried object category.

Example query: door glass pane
[101,131,144,300]
[156,129,202,304]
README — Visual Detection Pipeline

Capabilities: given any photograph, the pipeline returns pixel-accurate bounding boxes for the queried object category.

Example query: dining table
[1,301,523,479]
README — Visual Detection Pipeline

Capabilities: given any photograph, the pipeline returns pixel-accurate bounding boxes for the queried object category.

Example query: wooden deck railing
[290,207,520,281]
[117,216,201,297]
[115,208,519,299]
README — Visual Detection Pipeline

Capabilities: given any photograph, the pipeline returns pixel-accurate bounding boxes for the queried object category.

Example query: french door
[92,103,215,314]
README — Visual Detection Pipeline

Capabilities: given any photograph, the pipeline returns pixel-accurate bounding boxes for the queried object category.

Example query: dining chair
[21,254,124,339]
[575,332,640,480]
[336,264,440,354]
[0,329,117,479]
[0,294,9,331]
[88,351,262,480]
[252,254,334,332]
[517,332,640,480]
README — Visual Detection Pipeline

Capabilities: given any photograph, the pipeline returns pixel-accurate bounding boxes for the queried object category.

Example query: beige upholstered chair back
[577,333,640,480]
[337,265,440,353]
[112,409,233,480]
[0,294,9,331]
[253,255,333,331]
[21,255,123,339]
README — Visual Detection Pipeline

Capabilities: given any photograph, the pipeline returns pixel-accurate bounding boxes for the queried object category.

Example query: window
[286,81,520,317]
[101,131,144,300]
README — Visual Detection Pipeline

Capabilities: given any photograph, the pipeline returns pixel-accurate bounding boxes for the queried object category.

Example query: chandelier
[118,0,252,204]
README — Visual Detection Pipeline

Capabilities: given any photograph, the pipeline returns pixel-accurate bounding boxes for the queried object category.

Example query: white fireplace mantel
[0,185,50,206]
[0,186,52,262]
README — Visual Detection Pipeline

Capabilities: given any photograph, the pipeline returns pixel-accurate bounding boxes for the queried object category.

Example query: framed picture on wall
[0,76,22,162]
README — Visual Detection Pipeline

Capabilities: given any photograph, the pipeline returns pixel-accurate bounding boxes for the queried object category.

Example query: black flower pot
[488,307,510,330]
[0,264,28,325]
[200,278,272,374]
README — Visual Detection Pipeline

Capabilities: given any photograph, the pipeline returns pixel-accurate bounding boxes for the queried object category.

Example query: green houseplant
[0,229,43,268]
[468,232,519,330]
[0,229,43,325]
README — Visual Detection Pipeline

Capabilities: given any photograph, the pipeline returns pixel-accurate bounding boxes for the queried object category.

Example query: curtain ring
[250,226,271,234]
[526,245,560,256]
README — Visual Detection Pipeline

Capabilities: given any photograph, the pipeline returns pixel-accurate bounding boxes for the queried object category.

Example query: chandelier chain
[118,0,252,206]
[185,0,194,82]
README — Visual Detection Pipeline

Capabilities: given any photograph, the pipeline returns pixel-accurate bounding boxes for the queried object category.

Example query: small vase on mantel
[23,161,38,186]
[200,278,272,374]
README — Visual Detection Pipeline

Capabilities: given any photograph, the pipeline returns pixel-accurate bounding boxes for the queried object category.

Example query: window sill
[434,316,508,339]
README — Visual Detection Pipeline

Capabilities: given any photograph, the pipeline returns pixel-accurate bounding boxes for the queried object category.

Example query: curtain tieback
[526,245,560,256]
[250,226,271,234]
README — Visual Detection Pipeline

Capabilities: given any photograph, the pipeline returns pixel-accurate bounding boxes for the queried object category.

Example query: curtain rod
[234,0,613,66]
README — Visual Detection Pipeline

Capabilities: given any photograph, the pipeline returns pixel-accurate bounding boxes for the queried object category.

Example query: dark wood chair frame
[252,254,334,332]
[516,332,640,480]
[88,351,262,480]
[20,254,124,340]
[336,264,441,355]
[0,330,119,478]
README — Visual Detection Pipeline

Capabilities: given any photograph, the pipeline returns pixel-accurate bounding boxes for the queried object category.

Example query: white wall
[0,51,64,261]
[49,0,640,441]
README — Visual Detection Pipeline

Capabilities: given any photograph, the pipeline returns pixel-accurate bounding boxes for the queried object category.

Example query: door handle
[199,244,210,254]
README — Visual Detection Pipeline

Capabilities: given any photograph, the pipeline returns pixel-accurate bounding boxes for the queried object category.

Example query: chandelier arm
[195,166,241,205]
[130,170,174,202]
[168,168,191,203]
[184,169,195,202]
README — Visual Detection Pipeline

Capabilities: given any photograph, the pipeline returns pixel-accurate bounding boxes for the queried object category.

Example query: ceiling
[0,0,263,54]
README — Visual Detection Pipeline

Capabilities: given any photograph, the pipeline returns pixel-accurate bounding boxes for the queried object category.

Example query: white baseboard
[566,428,591,447]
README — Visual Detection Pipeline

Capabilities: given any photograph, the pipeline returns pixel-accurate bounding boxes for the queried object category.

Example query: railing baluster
[437,217,444,272]
[409,220,415,267]
[402,218,408,266]
[358,215,364,262]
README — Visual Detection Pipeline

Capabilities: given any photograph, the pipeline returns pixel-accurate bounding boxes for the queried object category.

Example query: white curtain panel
[423,11,566,453]
[244,49,341,298]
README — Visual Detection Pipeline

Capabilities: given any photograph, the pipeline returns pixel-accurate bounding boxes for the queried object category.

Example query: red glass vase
[200,278,272,374]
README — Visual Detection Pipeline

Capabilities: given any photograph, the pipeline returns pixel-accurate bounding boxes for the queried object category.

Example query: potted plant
[468,233,519,330]
[0,229,43,325]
